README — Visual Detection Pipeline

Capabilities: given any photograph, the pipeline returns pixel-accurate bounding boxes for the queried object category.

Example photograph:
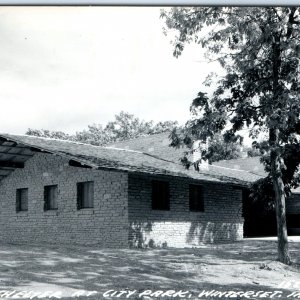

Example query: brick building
[0,132,292,248]
[113,134,300,237]
[214,157,300,236]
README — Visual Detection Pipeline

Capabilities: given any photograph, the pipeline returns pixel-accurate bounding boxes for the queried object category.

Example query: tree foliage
[170,127,248,163]
[162,7,300,264]
[27,111,252,162]
[104,111,154,142]
[26,111,179,146]
[206,134,245,162]
[26,129,73,141]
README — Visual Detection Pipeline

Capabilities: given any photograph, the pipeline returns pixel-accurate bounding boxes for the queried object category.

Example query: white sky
[0,6,223,135]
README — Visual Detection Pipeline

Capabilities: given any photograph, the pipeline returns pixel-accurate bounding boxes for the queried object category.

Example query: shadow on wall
[186,221,242,245]
[129,221,242,248]
[129,221,160,248]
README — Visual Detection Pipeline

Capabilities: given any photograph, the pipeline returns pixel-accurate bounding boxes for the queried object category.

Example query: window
[287,214,300,228]
[44,185,58,210]
[152,180,169,210]
[241,189,250,218]
[16,188,28,212]
[77,181,94,209]
[189,184,204,212]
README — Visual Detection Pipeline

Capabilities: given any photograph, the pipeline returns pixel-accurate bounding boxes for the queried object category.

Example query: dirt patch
[0,240,299,299]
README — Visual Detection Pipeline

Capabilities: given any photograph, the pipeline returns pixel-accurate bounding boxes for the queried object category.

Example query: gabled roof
[110,133,300,193]
[0,133,263,187]
[213,156,300,194]
[213,156,266,177]
[110,132,184,163]
[110,133,263,184]
[110,133,267,176]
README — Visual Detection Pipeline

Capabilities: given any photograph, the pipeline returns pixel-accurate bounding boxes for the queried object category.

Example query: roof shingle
[0,133,264,186]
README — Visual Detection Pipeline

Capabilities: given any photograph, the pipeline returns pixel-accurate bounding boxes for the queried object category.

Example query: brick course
[128,174,244,248]
[0,153,244,248]
[0,153,128,247]
[287,194,300,214]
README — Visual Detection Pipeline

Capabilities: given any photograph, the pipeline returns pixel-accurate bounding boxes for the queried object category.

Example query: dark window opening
[16,188,28,212]
[189,184,204,212]
[241,189,250,218]
[77,181,94,209]
[287,214,300,228]
[44,185,58,210]
[242,188,277,237]
[152,180,169,210]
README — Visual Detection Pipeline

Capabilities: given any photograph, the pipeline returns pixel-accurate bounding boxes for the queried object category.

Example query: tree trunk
[270,129,291,265]
[270,35,291,265]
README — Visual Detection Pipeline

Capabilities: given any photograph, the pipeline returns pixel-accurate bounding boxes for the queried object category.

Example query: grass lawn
[0,239,299,299]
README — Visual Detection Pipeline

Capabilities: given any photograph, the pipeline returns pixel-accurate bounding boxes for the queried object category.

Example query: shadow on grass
[0,240,299,299]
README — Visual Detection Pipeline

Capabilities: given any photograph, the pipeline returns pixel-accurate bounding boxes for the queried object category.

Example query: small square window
[44,185,58,210]
[16,188,28,212]
[77,181,94,209]
[189,184,204,212]
[152,180,169,210]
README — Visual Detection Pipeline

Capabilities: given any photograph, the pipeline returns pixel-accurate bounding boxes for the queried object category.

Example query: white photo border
[0,0,299,6]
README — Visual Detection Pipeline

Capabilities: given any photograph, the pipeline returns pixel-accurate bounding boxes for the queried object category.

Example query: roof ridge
[108,131,170,145]
[1,133,180,166]
[1,133,136,151]
[0,133,91,146]
[209,164,264,177]
[0,133,261,186]
[104,146,183,165]
[213,156,262,164]
[106,145,261,176]
[104,146,145,154]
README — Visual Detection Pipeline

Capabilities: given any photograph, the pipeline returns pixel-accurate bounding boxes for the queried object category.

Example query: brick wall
[128,174,244,248]
[0,153,128,247]
[0,152,245,248]
[287,193,300,214]
[286,193,300,235]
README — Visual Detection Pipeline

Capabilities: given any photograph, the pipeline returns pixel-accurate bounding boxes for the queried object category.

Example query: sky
[0,6,223,135]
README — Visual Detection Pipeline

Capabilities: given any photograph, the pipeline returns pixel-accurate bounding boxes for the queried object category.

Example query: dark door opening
[287,214,300,236]
[242,189,277,237]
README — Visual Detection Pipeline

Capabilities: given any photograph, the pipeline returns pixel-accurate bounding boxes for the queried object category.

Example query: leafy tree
[206,134,245,162]
[74,124,112,146]
[27,113,248,162]
[26,111,178,145]
[104,111,154,142]
[246,146,262,158]
[151,120,179,134]
[162,7,300,264]
[170,128,246,163]
[26,129,74,141]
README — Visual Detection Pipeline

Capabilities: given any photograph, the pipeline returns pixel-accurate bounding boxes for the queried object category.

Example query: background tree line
[26,111,178,146]
[26,110,258,163]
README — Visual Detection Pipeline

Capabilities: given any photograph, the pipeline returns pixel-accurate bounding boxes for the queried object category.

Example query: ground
[0,239,299,300]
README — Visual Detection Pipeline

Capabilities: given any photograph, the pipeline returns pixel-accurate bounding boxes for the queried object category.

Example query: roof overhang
[0,136,37,182]
[0,135,99,183]
[0,133,255,187]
